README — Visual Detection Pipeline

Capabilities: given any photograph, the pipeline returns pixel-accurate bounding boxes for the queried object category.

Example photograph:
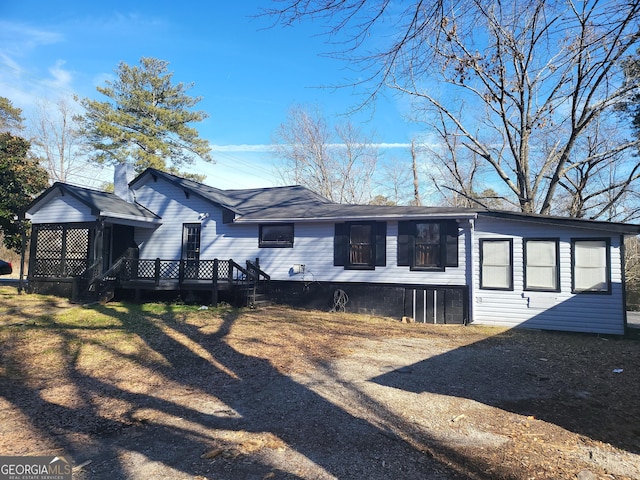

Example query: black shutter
[375,222,387,266]
[334,223,347,266]
[397,221,411,266]
[445,221,459,267]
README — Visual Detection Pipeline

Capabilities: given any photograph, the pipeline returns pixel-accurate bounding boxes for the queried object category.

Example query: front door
[182,223,201,279]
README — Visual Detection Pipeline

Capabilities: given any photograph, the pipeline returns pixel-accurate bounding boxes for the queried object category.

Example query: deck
[29,256,270,306]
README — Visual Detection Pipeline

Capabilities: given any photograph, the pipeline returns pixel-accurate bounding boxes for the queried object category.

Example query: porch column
[94,218,104,272]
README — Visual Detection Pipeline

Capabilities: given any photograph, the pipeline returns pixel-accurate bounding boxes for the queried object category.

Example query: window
[182,223,201,279]
[572,239,610,293]
[334,222,386,269]
[398,220,458,270]
[414,223,441,268]
[259,223,294,248]
[480,239,513,290]
[349,223,373,265]
[524,239,560,291]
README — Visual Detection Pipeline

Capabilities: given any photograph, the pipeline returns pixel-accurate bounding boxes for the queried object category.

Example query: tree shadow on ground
[1,301,508,479]
[372,325,640,456]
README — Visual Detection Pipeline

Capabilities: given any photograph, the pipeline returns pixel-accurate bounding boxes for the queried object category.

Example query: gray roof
[134,168,480,221]
[236,203,481,222]
[26,182,160,222]
[130,168,640,234]
[478,210,640,234]
[132,168,333,216]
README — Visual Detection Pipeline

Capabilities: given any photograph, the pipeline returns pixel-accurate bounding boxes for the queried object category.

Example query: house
[23,166,640,335]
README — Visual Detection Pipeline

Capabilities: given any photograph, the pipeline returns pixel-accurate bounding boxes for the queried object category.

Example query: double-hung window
[414,223,441,268]
[480,239,513,290]
[259,224,294,248]
[334,222,386,269]
[524,239,560,291]
[572,239,610,293]
[397,220,458,270]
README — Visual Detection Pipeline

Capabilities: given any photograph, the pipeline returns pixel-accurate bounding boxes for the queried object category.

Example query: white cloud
[210,144,273,153]
[43,60,74,91]
[0,21,62,55]
[210,142,414,153]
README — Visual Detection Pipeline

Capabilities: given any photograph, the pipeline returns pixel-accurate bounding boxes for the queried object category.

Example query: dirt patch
[1,287,639,479]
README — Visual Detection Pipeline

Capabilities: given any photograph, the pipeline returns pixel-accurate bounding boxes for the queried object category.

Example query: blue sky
[0,1,418,189]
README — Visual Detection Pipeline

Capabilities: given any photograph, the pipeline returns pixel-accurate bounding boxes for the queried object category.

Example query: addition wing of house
[24,182,161,228]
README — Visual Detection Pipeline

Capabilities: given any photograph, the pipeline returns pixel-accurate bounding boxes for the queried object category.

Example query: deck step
[247,292,271,308]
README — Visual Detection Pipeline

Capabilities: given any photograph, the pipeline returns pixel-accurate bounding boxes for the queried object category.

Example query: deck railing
[107,257,270,286]
[30,258,91,278]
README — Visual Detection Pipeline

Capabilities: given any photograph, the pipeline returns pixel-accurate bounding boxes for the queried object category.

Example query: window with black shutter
[397,220,458,271]
[334,221,386,269]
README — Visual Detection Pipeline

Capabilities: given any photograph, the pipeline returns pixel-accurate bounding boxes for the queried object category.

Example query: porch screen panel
[34,225,64,276]
[32,225,91,277]
[65,228,91,275]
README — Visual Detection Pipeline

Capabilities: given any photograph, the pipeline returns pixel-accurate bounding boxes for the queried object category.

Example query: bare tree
[376,156,412,205]
[625,236,640,310]
[29,98,86,183]
[552,121,640,221]
[272,105,378,203]
[267,0,640,219]
[410,139,421,206]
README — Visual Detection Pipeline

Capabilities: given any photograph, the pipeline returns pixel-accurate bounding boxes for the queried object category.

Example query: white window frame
[480,238,513,290]
[524,239,560,292]
[572,238,611,294]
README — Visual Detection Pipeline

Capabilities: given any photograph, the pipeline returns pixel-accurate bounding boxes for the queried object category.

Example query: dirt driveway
[1,288,639,479]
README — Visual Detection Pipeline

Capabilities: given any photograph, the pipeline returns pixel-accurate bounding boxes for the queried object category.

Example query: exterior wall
[229,220,469,287]
[472,217,625,335]
[133,178,216,259]
[132,176,470,288]
[29,194,95,224]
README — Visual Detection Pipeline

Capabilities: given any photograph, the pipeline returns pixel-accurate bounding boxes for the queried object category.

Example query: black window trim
[523,237,561,292]
[571,237,612,295]
[334,221,386,270]
[259,223,294,248]
[397,220,458,271]
[346,221,375,270]
[479,238,514,291]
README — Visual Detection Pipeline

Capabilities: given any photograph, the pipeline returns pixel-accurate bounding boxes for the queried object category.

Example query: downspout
[467,219,475,325]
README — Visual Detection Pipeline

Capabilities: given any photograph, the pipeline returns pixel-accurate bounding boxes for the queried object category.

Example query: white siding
[227,221,468,285]
[29,194,95,224]
[472,217,625,335]
[131,176,469,286]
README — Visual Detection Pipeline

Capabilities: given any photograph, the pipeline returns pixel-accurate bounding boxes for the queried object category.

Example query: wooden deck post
[212,259,219,306]
[154,258,161,287]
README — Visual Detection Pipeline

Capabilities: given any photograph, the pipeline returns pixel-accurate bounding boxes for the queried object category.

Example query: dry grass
[1,286,639,479]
